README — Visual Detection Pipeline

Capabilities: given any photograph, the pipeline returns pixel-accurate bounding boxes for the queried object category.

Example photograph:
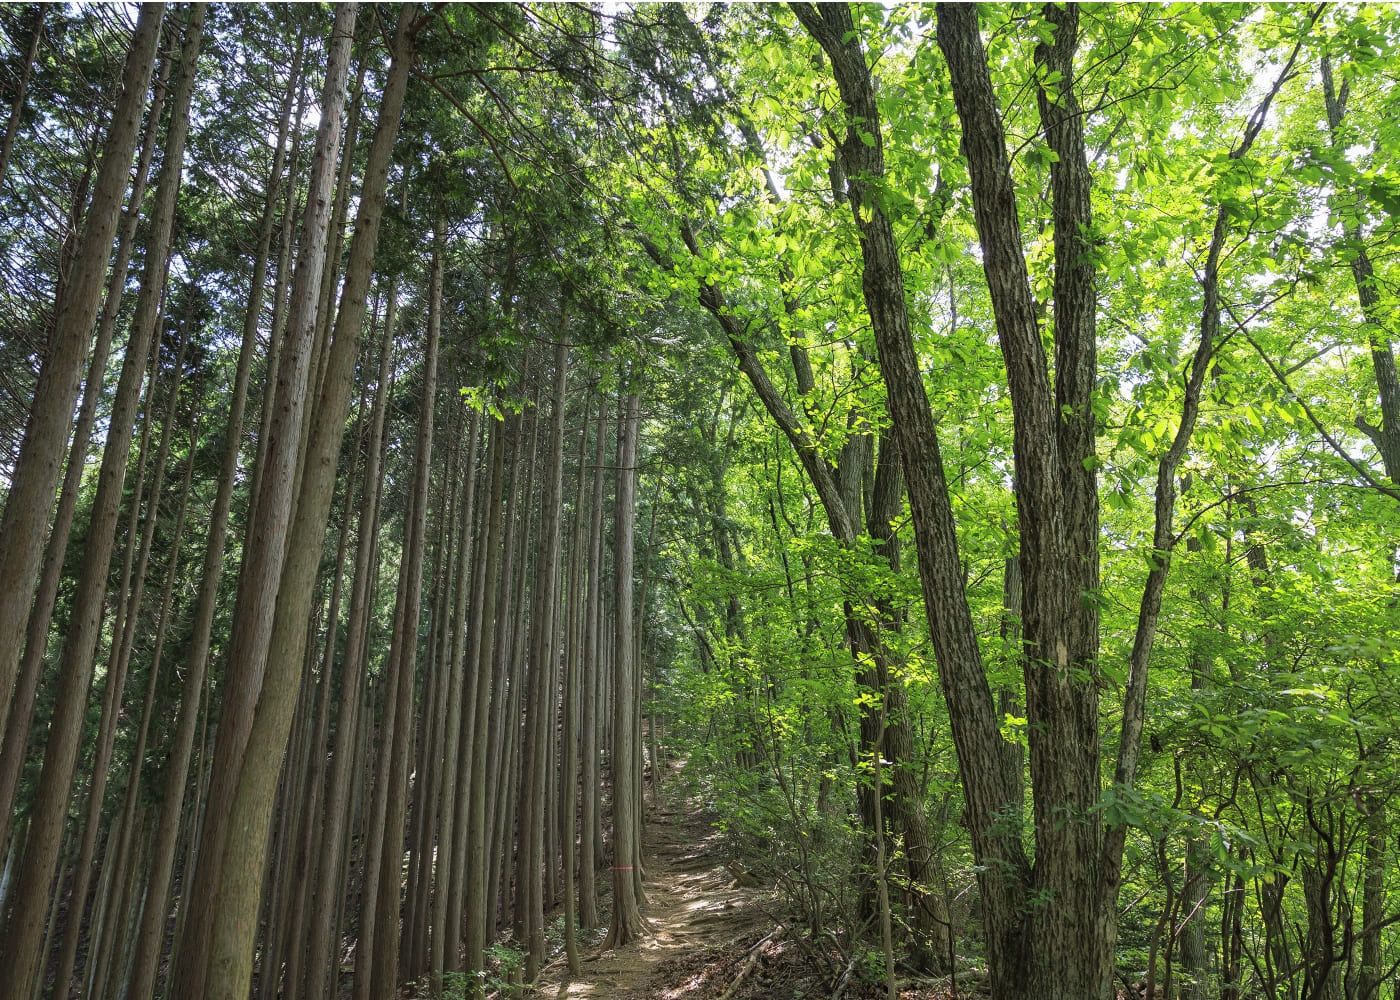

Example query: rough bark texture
[170,7,357,995]
[793,5,1030,995]
[204,9,412,998]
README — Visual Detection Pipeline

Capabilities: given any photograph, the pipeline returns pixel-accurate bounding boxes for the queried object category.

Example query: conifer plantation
[3,5,1400,999]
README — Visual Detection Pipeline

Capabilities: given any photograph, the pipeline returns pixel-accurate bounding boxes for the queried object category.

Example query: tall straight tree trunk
[444,406,489,975]
[303,301,395,1000]
[579,396,607,930]
[603,390,645,949]
[203,10,414,999]
[490,398,540,946]
[431,404,480,985]
[481,383,533,947]
[54,313,191,998]
[125,35,302,1000]
[370,209,441,1000]
[0,11,194,994]
[519,336,570,980]
[352,287,405,1000]
[464,417,508,985]
[91,414,198,1000]
[560,393,591,972]
[404,424,458,983]
[0,47,170,860]
[280,442,359,1000]
[169,9,355,995]
[0,1,162,742]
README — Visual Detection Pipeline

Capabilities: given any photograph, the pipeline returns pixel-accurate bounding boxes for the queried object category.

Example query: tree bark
[561,392,592,973]
[431,404,480,988]
[0,1,162,753]
[369,202,440,1000]
[0,4,44,189]
[603,389,646,949]
[302,291,395,1000]
[793,6,1030,995]
[0,10,190,994]
[579,395,608,930]
[464,415,507,984]
[519,335,570,979]
[0,40,169,860]
[124,32,303,1000]
[203,9,413,998]
[170,7,356,995]
[54,309,190,999]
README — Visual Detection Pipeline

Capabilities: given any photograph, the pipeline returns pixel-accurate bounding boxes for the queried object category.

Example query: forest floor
[530,798,776,1000]
[528,791,965,1000]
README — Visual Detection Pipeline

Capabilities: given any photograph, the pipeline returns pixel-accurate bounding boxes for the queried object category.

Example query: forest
[0,3,1397,1000]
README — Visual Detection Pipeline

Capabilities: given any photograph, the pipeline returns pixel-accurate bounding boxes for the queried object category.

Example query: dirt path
[532,802,775,1000]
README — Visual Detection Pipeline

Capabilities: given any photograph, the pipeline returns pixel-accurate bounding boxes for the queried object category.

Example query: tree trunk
[369,203,440,1000]
[0,11,191,994]
[603,390,646,949]
[302,289,395,1000]
[55,311,191,999]
[91,413,197,1000]
[0,0,162,754]
[561,393,592,973]
[792,6,1030,995]
[431,404,480,988]
[124,34,303,1000]
[464,416,508,984]
[0,44,170,858]
[170,7,356,996]
[203,10,413,998]
[0,4,44,188]
[579,397,608,930]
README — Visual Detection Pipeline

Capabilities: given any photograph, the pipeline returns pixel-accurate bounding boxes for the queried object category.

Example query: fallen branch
[717,925,784,1000]
[830,950,860,1000]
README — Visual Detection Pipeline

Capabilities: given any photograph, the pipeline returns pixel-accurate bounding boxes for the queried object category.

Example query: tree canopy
[0,4,1398,1000]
